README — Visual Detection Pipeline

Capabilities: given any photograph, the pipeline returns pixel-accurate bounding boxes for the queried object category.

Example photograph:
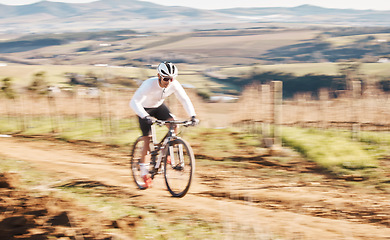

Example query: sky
[1,0,390,11]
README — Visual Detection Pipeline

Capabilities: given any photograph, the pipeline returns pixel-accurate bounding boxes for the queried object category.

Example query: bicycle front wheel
[164,138,195,198]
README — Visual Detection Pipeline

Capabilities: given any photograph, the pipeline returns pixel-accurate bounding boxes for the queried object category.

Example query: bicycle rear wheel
[130,136,150,190]
[164,138,195,198]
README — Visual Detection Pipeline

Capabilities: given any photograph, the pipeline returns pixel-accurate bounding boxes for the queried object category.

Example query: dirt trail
[0,136,389,239]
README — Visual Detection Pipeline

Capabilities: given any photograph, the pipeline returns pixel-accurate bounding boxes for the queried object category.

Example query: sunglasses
[161,76,173,82]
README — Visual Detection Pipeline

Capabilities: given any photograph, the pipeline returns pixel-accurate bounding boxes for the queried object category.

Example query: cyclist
[130,61,199,188]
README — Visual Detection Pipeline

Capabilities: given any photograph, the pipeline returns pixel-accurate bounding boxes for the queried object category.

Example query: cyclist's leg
[140,136,151,167]
[139,104,173,166]
[140,135,152,188]
[153,104,177,132]
[138,104,175,187]
[138,116,152,179]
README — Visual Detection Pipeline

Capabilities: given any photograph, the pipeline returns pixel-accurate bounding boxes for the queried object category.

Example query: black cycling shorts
[138,104,173,136]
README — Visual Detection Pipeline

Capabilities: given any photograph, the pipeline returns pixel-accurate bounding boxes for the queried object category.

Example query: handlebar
[153,119,192,127]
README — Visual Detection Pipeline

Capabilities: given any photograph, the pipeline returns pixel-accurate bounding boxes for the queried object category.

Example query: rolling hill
[0,1,390,34]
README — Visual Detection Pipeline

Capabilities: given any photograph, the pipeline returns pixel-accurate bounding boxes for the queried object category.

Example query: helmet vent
[166,63,172,73]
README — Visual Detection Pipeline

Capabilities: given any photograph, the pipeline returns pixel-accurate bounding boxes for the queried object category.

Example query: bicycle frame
[149,120,191,176]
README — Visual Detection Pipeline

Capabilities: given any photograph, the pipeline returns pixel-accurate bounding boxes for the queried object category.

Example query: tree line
[211,63,390,99]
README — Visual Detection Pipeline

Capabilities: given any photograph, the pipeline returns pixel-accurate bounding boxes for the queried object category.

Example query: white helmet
[157,61,178,78]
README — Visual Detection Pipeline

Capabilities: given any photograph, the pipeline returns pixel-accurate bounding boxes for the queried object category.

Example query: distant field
[1,61,389,93]
[326,33,390,47]
[0,64,222,92]
[218,62,390,78]
[0,64,151,88]
[140,29,319,66]
[0,28,320,67]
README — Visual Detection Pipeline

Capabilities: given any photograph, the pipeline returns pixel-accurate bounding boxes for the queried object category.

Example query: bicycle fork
[169,143,185,170]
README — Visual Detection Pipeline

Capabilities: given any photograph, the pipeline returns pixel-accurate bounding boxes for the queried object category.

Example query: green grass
[184,127,261,159]
[0,116,260,156]
[358,131,390,145]
[312,129,390,160]
[56,183,145,221]
[337,130,390,166]
[281,127,378,177]
[58,118,141,146]
[0,158,48,187]
[135,215,223,240]
[0,116,141,146]
[0,117,21,133]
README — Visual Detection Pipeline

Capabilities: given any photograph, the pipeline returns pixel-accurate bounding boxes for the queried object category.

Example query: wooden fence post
[319,88,329,129]
[272,81,283,147]
[351,81,361,140]
[99,89,107,136]
[47,95,59,133]
[19,94,28,132]
[261,84,272,147]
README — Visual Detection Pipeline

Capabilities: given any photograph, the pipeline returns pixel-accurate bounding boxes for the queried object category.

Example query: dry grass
[1,62,390,134]
[1,80,390,132]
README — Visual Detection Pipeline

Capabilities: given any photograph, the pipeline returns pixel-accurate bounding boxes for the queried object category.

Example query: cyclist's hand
[191,116,199,126]
[144,116,153,125]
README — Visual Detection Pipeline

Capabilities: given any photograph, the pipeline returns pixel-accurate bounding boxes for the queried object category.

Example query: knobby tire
[164,138,195,198]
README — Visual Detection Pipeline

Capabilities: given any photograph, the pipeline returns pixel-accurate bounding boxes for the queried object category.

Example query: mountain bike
[130,119,195,198]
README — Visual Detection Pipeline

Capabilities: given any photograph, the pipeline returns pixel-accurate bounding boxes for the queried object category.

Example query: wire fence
[1,80,389,146]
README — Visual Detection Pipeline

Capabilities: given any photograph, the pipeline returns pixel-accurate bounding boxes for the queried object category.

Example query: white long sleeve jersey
[130,77,196,119]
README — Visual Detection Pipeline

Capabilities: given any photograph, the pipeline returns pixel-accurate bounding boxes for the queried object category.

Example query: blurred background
[1,0,390,133]
[1,1,390,239]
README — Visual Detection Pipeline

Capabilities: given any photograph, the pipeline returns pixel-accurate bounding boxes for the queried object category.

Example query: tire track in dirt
[196,171,390,228]
[0,137,389,240]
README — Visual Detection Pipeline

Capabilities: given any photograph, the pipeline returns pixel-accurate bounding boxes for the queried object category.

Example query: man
[130,61,199,188]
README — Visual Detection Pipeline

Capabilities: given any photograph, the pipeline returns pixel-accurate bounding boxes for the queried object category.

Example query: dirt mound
[0,172,136,240]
